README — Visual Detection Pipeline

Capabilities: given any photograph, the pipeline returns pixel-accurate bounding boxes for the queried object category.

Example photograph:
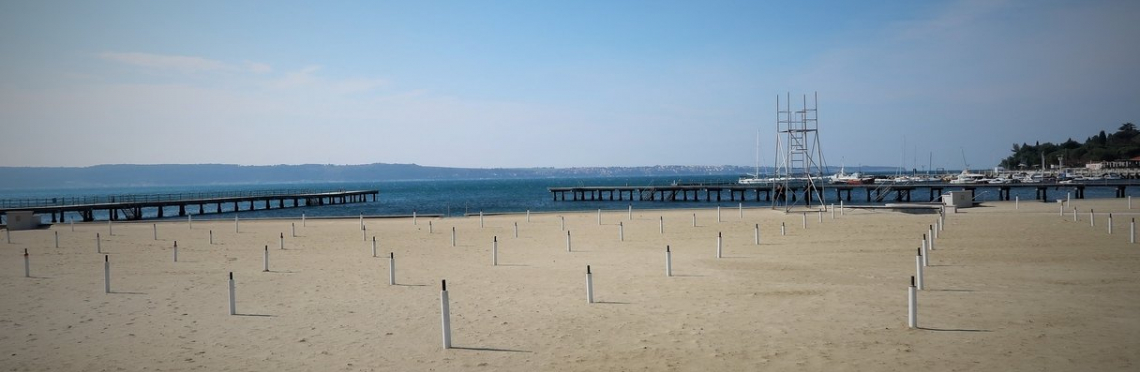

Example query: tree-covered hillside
[1000,123,1139,169]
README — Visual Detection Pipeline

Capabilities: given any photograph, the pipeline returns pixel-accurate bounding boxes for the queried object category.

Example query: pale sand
[2,199,1138,371]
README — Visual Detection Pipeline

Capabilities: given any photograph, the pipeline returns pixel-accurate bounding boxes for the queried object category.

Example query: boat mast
[960,147,970,171]
[928,152,932,176]
[913,144,917,176]
[899,136,906,177]
[755,129,761,177]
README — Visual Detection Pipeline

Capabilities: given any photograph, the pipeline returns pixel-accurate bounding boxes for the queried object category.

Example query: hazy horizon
[0,162,955,171]
[2,1,1137,169]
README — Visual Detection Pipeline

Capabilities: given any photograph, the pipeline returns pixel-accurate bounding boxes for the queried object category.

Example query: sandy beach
[2,198,1138,371]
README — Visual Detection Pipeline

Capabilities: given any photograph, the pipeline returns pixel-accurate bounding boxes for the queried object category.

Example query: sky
[1,0,1137,170]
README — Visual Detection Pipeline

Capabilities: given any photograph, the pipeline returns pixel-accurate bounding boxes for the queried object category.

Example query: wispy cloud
[99,52,273,74]
[269,66,387,94]
[333,77,388,94]
[99,52,230,73]
[245,61,272,74]
[272,65,322,88]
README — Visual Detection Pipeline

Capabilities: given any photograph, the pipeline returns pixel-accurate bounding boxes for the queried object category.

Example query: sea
[1,176,1134,223]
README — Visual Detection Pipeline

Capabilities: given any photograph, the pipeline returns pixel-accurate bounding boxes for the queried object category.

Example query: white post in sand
[228,272,236,315]
[480,211,484,228]
[280,233,285,249]
[628,204,632,221]
[451,227,456,247]
[263,245,269,272]
[840,200,845,216]
[659,216,664,234]
[915,248,924,290]
[413,211,417,225]
[526,210,530,222]
[1059,201,1064,216]
[921,239,929,267]
[173,241,178,262]
[665,246,672,277]
[23,249,29,278]
[514,222,518,238]
[1090,209,1095,227]
[108,220,113,236]
[388,253,395,285]
[54,231,59,248]
[716,232,722,258]
[153,224,158,240]
[739,203,743,219]
[717,206,722,222]
[908,276,917,329]
[1132,218,1136,244]
[566,231,572,252]
[928,226,935,250]
[188,214,192,230]
[818,210,823,223]
[362,225,367,242]
[802,213,807,229]
[70,219,74,232]
[209,230,213,245]
[781,222,786,236]
[104,255,111,294]
[372,236,377,257]
[1072,208,1077,222]
[598,209,602,225]
[440,280,452,349]
[492,236,498,266]
[96,233,102,253]
[831,204,835,219]
[1108,213,1113,234]
[291,223,296,237]
[235,215,239,233]
[429,221,434,234]
[585,265,594,304]
[619,222,624,242]
[1015,196,1019,210]
[302,213,306,227]
[754,224,760,245]
[359,213,363,230]
[939,209,945,231]
[1067,192,1071,205]
[560,216,565,231]
[692,213,697,227]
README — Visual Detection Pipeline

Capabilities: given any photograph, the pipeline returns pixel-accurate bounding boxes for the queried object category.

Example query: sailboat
[739,130,779,185]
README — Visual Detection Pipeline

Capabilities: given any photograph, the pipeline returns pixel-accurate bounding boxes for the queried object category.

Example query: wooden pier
[549,182,1137,204]
[0,189,379,223]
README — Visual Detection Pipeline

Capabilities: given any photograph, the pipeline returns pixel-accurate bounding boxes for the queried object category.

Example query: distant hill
[0,163,907,189]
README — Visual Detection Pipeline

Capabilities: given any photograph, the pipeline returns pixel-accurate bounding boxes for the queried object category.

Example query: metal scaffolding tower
[772,92,827,212]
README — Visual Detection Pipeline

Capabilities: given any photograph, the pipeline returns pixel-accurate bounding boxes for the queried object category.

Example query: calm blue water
[1,176,1135,223]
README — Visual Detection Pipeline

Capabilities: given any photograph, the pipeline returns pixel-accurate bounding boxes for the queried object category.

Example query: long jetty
[549,182,1135,203]
[0,189,379,223]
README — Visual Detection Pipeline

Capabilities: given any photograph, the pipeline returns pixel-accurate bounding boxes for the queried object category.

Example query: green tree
[1000,124,1138,166]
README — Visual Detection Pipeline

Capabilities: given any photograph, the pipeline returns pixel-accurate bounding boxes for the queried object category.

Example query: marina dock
[0,189,379,223]
[549,182,1137,203]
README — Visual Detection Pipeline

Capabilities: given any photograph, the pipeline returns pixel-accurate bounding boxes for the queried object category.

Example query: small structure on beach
[943,190,973,208]
[3,210,40,230]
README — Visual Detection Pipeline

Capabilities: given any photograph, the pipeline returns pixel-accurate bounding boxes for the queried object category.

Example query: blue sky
[1,0,1137,170]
